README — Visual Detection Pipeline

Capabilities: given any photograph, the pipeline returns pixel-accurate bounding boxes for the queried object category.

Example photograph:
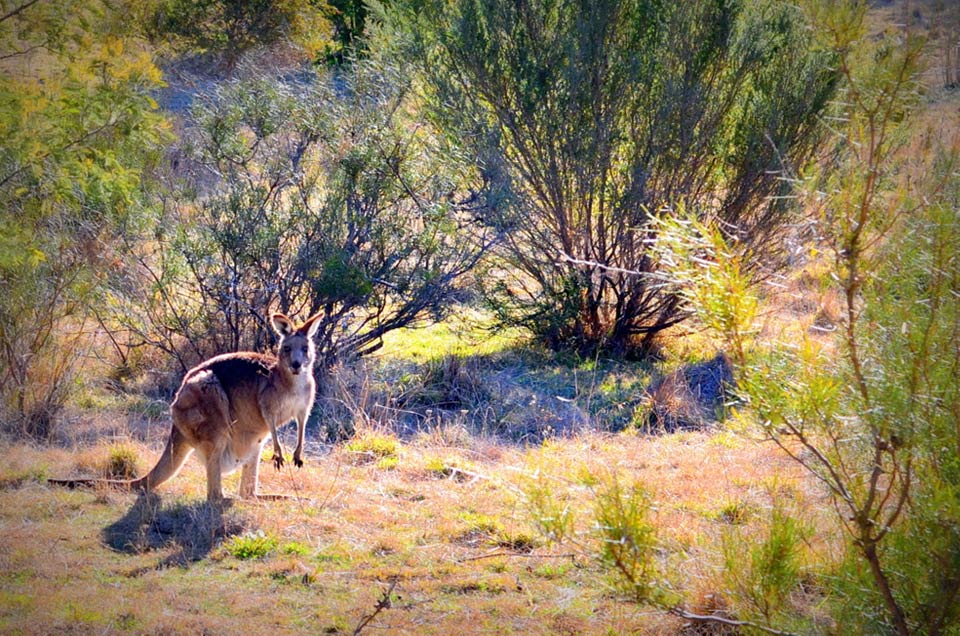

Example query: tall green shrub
[396,0,839,357]
[0,0,168,436]
[653,3,960,631]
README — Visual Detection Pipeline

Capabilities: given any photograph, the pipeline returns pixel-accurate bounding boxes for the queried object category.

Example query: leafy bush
[721,507,809,627]
[146,0,332,70]
[116,54,496,382]
[593,475,661,603]
[0,0,168,437]
[398,0,839,357]
[522,470,575,546]
[653,4,960,632]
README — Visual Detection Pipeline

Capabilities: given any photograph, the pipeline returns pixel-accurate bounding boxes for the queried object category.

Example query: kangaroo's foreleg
[264,407,286,470]
[293,411,308,468]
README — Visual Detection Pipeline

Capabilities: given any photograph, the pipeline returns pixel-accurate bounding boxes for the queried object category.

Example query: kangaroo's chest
[257,379,315,424]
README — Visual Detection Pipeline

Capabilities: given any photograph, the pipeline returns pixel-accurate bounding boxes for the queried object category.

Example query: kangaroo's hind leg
[171,369,233,505]
[238,439,265,499]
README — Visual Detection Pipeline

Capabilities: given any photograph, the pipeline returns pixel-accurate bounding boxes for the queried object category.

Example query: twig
[315,447,343,513]
[0,0,41,25]
[458,549,577,563]
[352,578,398,636]
[669,607,801,636]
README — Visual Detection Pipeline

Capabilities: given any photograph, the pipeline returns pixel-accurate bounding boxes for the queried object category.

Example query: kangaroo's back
[184,352,276,400]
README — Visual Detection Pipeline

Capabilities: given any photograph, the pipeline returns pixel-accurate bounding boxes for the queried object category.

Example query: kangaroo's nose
[291,360,302,370]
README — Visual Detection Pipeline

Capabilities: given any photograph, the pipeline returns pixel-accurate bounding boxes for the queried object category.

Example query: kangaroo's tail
[48,426,193,494]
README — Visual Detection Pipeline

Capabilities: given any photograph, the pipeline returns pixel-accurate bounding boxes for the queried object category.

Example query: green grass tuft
[345,432,400,462]
[226,530,278,560]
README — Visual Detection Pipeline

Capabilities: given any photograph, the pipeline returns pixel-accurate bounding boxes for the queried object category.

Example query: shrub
[653,5,960,631]
[593,475,661,603]
[0,0,167,437]
[146,0,331,70]
[398,0,839,357]
[721,507,810,627]
[522,471,575,547]
[116,54,496,382]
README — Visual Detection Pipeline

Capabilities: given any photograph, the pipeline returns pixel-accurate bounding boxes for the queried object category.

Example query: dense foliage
[398,0,839,356]
[654,3,960,631]
[0,0,168,436]
[146,0,332,69]
[113,58,496,379]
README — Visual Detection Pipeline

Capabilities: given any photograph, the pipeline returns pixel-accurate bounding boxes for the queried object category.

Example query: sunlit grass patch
[418,452,479,482]
[225,530,278,560]
[344,431,401,465]
[378,305,523,361]
[0,464,48,489]
[281,541,311,556]
[458,511,505,537]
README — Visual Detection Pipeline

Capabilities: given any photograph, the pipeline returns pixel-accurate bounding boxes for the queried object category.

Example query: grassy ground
[0,298,842,636]
[0,425,834,636]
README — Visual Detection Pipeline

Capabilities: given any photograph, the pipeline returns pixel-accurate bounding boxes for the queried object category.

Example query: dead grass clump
[811,290,842,333]
[640,354,733,432]
[103,444,140,479]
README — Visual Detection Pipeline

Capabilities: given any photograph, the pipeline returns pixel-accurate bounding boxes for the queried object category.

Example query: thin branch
[669,607,801,636]
[0,0,41,24]
[352,578,398,636]
[458,550,577,563]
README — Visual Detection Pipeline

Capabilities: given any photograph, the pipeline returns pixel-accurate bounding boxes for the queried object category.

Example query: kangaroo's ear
[271,313,295,337]
[298,312,324,338]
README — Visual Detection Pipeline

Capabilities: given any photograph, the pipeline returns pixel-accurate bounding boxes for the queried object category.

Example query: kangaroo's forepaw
[272,454,284,470]
[294,456,303,469]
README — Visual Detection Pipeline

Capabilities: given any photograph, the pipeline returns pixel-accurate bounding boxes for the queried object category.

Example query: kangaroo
[50,312,322,504]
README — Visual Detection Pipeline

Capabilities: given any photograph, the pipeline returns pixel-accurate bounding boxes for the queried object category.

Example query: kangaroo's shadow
[102,493,248,568]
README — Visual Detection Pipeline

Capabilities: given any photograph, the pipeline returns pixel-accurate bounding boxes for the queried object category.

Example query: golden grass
[0,427,841,636]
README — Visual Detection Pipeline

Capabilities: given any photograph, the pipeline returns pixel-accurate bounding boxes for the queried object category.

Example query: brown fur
[50,312,322,504]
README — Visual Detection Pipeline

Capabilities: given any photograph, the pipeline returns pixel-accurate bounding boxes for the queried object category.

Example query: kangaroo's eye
[302,346,309,354]
[282,346,291,353]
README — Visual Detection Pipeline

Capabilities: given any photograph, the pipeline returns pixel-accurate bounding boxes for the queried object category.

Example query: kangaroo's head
[271,312,323,377]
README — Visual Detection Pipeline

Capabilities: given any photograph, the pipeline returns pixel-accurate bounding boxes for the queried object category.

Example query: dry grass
[0,426,840,636]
